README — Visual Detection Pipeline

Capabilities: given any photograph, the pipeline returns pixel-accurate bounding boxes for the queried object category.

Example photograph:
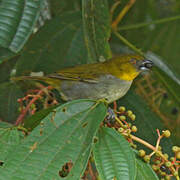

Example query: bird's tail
[11,76,60,89]
[11,76,47,82]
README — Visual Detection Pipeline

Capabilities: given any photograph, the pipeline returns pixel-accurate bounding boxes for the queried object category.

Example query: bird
[12,54,153,103]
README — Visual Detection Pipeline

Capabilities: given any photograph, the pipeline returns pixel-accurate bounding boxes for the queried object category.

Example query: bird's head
[107,54,153,81]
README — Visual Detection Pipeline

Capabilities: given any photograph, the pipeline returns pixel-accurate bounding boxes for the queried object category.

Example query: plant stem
[112,0,136,30]
[113,31,144,56]
[123,132,177,174]
[127,133,156,150]
[110,1,121,15]
[118,15,180,31]
[15,90,44,126]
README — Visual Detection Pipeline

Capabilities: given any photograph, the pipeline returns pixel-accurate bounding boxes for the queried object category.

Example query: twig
[113,31,144,56]
[110,1,121,15]
[112,0,136,30]
[118,15,180,31]
[15,90,44,126]
[88,161,96,180]
[122,132,177,174]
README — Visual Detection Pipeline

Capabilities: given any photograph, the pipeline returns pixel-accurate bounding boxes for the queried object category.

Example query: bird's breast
[60,74,132,103]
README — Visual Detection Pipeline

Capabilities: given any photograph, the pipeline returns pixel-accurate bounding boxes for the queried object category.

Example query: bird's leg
[105,107,116,127]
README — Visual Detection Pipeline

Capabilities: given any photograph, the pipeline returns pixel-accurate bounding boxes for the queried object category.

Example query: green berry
[123,125,128,129]
[152,164,159,171]
[144,155,150,163]
[160,171,166,176]
[139,149,146,157]
[165,161,171,167]
[119,106,125,112]
[155,160,161,165]
[131,144,137,149]
[170,157,175,162]
[162,130,171,138]
[158,146,162,151]
[128,123,132,127]
[131,125,137,132]
[173,171,178,177]
[164,153,169,160]
[127,110,133,116]
[155,151,161,157]
[176,151,180,159]
[130,114,136,121]
[126,129,131,134]
[165,176,170,180]
[118,127,124,133]
[172,146,179,153]
[119,115,126,121]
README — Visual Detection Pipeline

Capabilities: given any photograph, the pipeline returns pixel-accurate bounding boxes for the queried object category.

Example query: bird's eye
[130,59,137,64]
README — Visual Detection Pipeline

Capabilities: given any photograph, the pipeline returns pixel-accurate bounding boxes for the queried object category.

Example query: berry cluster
[104,105,180,179]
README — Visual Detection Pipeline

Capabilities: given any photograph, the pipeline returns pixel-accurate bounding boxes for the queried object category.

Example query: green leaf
[93,127,136,180]
[0,55,18,83]
[50,0,81,16]
[0,126,22,162]
[0,82,23,123]
[0,121,12,128]
[0,99,107,180]
[24,105,57,130]
[0,47,15,64]
[136,156,158,180]
[0,0,44,53]
[15,11,89,75]
[82,0,111,62]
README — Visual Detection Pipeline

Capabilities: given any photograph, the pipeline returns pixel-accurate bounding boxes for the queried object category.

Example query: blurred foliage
[0,56,18,83]
[0,82,23,122]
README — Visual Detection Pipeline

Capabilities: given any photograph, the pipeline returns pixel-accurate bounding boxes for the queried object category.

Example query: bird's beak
[139,59,153,71]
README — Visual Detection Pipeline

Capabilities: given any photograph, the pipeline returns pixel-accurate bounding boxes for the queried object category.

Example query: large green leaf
[0,0,44,53]
[0,121,12,128]
[0,82,23,123]
[0,47,15,64]
[0,125,22,162]
[0,99,107,180]
[135,156,158,180]
[93,127,136,180]
[24,105,57,131]
[0,55,18,83]
[82,0,111,62]
[50,0,81,16]
[15,11,89,75]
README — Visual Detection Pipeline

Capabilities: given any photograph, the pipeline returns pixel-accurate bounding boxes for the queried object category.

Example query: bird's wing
[48,72,99,83]
[48,63,105,83]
